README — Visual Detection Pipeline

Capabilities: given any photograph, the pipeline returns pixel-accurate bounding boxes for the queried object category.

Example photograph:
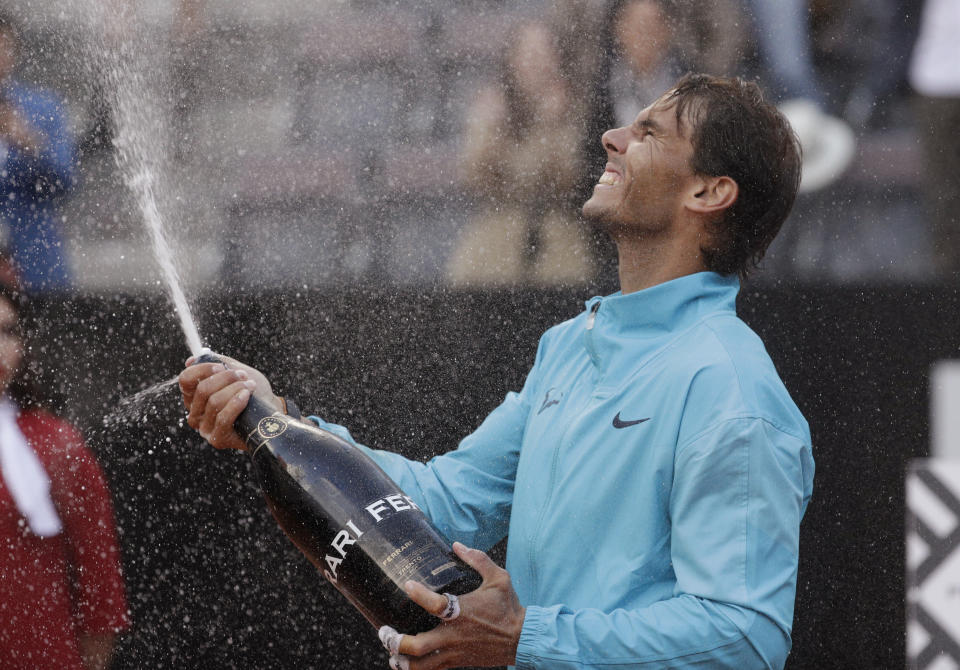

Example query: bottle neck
[236,394,285,452]
[190,353,283,453]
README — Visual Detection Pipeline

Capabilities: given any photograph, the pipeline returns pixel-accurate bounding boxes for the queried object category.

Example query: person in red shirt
[0,263,130,669]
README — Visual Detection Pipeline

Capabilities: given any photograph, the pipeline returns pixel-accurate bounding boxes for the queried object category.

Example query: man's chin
[581,197,603,223]
[581,200,615,232]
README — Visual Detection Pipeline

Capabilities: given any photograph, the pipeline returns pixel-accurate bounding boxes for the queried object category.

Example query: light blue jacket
[311,272,814,669]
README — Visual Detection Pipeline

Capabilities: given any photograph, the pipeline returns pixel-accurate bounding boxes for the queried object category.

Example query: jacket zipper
[585,299,601,369]
[528,299,602,596]
[586,300,600,330]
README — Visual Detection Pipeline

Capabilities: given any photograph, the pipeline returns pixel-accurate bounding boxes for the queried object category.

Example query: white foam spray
[84,3,204,355]
[72,4,207,422]
[102,376,179,429]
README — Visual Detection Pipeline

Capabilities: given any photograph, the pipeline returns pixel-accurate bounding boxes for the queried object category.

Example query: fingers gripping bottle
[193,353,481,633]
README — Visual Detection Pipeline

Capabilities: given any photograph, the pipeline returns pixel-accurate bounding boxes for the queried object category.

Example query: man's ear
[686,175,738,216]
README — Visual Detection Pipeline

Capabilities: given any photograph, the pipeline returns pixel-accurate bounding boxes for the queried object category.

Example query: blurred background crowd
[0,0,950,293]
[0,0,951,294]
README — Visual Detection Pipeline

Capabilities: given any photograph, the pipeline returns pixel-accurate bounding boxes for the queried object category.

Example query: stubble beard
[581,195,620,238]
[582,195,643,242]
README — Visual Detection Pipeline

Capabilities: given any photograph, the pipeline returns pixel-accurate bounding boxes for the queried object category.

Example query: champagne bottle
[193,353,482,633]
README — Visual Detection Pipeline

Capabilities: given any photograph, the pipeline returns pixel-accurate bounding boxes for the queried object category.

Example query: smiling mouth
[597,170,621,186]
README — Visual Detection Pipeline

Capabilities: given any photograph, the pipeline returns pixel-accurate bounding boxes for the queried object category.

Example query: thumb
[452,542,498,582]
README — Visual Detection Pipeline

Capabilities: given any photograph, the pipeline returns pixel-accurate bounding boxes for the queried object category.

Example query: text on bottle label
[322,495,422,584]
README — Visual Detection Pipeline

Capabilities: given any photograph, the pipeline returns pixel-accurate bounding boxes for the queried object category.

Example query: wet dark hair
[0,279,27,332]
[668,73,802,279]
[610,0,682,37]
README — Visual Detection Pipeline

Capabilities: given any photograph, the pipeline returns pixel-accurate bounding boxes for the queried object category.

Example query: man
[180,74,814,669]
[0,13,76,292]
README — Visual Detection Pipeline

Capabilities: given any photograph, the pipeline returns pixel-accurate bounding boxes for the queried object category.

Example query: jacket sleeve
[312,390,526,553]
[514,417,814,670]
[308,341,544,553]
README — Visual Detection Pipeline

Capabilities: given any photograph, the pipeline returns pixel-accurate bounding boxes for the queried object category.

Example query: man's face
[0,297,22,394]
[582,94,699,237]
[510,24,561,96]
[615,0,672,76]
[0,30,17,83]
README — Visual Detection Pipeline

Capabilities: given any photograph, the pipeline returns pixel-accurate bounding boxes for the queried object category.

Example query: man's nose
[601,126,628,154]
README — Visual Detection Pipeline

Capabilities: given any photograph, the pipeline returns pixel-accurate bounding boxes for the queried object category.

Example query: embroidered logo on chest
[537,388,563,415]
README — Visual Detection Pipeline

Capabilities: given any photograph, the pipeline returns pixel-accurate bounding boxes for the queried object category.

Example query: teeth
[598,171,619,186]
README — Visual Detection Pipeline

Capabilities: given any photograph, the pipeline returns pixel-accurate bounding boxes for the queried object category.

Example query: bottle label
[321,493,433,586]
[256,415,289,440]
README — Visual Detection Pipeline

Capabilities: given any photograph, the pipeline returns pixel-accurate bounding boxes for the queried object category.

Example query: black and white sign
[907,460,960,669]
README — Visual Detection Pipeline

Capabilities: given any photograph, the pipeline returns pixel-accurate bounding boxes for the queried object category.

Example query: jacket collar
[583,272,740,376]
[587,272,739,332]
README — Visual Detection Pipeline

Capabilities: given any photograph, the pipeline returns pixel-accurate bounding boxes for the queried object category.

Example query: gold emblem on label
[257,416,288,440]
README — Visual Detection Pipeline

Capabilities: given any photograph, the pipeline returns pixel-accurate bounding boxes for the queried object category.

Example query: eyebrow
[635,117,664,134]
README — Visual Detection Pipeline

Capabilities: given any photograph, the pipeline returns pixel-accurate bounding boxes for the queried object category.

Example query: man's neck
[615,233,707,294]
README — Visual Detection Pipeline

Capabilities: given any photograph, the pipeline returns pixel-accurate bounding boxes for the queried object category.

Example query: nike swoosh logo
[612,412,650,429]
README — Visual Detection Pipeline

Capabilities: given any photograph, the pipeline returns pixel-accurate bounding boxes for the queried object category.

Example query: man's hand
[178,354,283,451]
[379,542,526,670]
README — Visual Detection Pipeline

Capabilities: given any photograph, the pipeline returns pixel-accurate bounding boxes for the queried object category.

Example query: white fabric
[379,626,411,670]
[909,0,960,96]
[0,397,62,536]
[379,625,404,656]
[439,592,461,620]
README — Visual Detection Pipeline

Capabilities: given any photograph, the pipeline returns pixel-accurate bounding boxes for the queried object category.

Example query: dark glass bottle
[193,354,482,633]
